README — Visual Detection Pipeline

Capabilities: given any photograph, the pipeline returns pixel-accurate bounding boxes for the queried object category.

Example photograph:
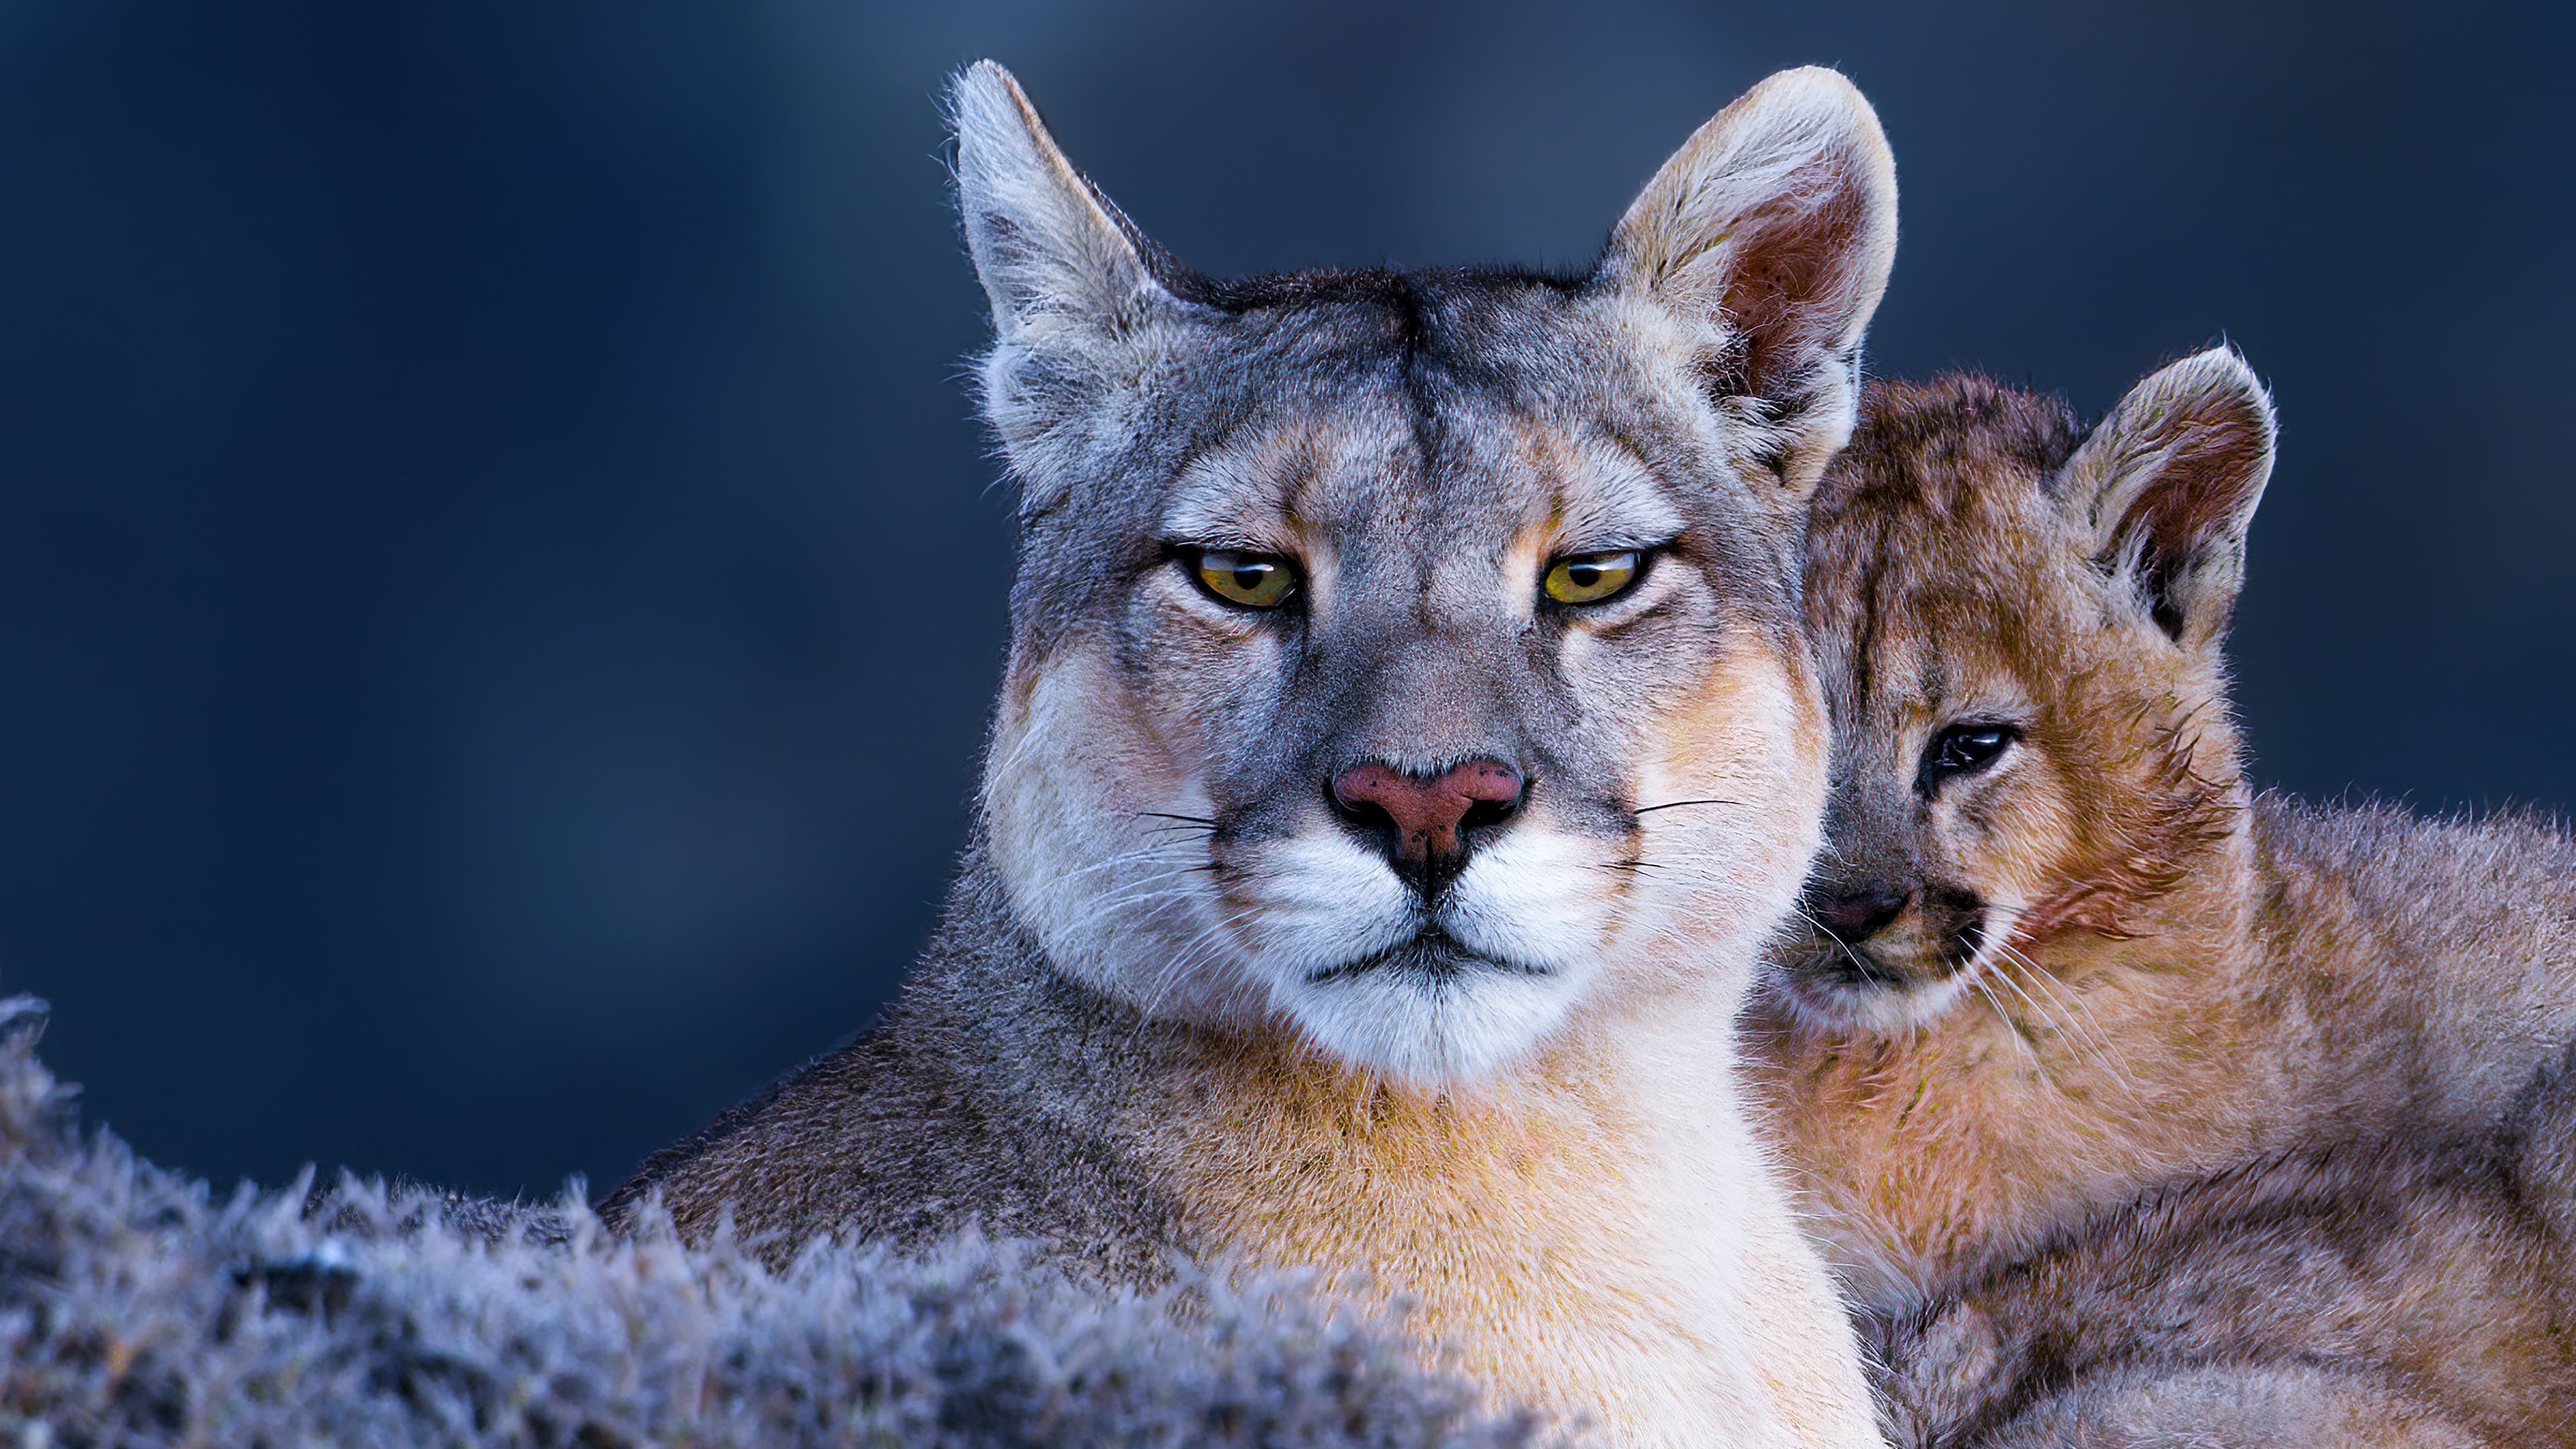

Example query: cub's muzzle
[1794,875,1989,985]
[1805,881,1913,944]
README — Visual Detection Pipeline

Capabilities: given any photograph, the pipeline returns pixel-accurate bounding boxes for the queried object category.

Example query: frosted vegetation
[0,997,1550,1448]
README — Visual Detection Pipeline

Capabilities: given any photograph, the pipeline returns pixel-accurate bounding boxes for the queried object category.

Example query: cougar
[603,61,1900,1447]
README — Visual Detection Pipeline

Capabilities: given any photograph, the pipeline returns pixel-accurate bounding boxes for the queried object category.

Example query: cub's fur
[1873,1060,2576,1448]
[605,62,1900,1448]
[1749,360,2576,1310]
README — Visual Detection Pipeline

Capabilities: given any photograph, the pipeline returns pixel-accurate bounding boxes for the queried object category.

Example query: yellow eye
[1191,549,1298,608]
[1543,549,1642,606]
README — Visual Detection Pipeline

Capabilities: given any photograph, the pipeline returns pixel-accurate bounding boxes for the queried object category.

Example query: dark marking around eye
[1587,598,1681,645]
[1957,791,1999,837]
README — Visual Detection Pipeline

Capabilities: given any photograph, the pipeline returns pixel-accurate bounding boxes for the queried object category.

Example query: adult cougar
[606,62,1898,1447]
[1751,356,2576,1310]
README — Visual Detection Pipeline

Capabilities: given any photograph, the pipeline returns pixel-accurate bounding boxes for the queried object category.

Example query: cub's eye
[1542,549,1644,606]
[1918,723,2020,794]
[1189,549,1298,609]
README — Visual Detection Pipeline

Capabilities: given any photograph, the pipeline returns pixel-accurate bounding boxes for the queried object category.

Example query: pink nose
[1330,759,1525,865]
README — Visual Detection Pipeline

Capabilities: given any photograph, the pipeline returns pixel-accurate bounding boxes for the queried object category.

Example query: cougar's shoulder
[1872,1140,2576,1448]
[2252,793,2576,1130]
[2251,791,2576,935]
[602,859,1187,1283]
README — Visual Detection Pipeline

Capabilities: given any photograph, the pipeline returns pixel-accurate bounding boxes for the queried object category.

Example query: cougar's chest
[1131,1028,1835,1448]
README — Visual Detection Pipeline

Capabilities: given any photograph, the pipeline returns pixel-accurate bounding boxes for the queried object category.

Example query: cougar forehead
[1805,380,2094,740]
[1010,272,1800,652]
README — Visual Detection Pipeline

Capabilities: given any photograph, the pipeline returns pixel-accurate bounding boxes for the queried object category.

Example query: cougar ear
[951,62,1185,478]
[2059,347,2277,649]
[1603,67,1898,498]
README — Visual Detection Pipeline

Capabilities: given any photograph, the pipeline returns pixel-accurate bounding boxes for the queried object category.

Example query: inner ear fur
[2059,346,2277,648]
[1602,67,1900,496]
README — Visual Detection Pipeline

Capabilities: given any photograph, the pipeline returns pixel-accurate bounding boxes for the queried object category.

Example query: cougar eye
[1542,549,1644,606]
[1919,723,2019,794]
[1189,549,1299,609]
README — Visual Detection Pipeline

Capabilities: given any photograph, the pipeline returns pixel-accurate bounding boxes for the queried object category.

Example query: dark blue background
[5,0,2568,1198]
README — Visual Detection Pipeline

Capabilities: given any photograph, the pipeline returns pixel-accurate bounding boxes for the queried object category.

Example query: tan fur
[1118,639,1866,1446]
[1749,364,2576,1326]
[1142,1010,1839,1443]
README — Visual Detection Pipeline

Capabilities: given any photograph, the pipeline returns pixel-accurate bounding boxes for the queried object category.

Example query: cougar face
[957,64,1895,1084]
[1778,362,2272,1034]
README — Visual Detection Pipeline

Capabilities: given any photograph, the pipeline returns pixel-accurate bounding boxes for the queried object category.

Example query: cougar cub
[1755,356,2576,1306]
[606,61,1902,1448]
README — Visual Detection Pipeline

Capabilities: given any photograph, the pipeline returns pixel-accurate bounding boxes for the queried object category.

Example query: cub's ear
[950,62,1186,476]
[2059,347,2277,649]
[1601,67,1898,498]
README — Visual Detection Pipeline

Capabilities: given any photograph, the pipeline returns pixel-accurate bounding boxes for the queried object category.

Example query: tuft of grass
[0,997,1553,1448]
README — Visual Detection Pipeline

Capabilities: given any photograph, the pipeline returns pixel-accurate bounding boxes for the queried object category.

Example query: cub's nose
[1805,882,1914,943]
[1332,758,1525,890]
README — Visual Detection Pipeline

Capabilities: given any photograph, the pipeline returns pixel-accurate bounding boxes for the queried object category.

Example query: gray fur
[938,60,1896,1081]
[1873,1120,2576,1448]
[2514,1042,2576,1263]
[2249,796,2576,1137]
